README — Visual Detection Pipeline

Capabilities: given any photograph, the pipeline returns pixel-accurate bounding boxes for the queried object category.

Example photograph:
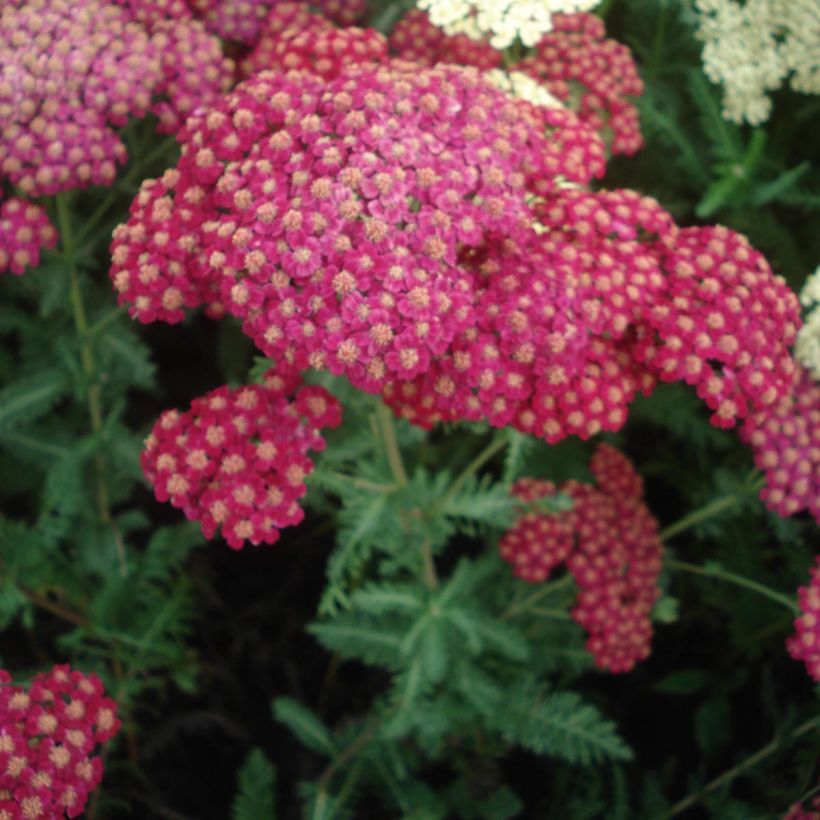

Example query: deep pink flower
[513,12,645,156]
[0,0,161,196]
[141,369,341,549]
[0,665,120,820]
[786,557,820,682]
[741,366,820,523]
[0,197,57,275]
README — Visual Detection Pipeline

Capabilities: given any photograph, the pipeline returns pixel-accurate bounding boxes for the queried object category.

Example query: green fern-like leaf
[231,748,277,820]
[493,683,632,765]
[272,698,336,758]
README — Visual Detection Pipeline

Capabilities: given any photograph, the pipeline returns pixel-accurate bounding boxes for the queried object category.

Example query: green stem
[528,607,573,621]
[501,574,574,620]
[668,559,798,614]
[376,404,408,486]
[57,193,128,578]
[666,717,819,817]
[438,435,508,513]
[420,537,439,590]
[322,471,397,494]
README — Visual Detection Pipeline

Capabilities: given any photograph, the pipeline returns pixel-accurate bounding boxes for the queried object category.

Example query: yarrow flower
[0,0,161,196]
[389,9,502,70]
[0,664,120,819]
[634,225,801,429]
[786,556,820,682]
[695,0,820,125]
[740,365,820,523]
[795,266,820,382]
[416,0,599,50]
[484,68,564,109]
[513,12,645,156]
[242,20,388,81]
[499,443,663,673]
[149,19,235,134]
[142,369,342,549]
[0,197,57,275]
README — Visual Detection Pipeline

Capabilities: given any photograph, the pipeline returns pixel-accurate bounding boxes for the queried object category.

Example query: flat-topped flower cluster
[0,665,120,819]
[500,444,663,673]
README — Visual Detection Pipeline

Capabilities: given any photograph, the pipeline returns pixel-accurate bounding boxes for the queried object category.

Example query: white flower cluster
[796,266,820,382]
[416,0,599,50]
[695,0,820,124]
[485,68,563,107]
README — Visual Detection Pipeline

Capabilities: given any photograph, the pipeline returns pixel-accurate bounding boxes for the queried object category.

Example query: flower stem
[667,716,819,817]
[501,574,574,620]
[57,193,128,578]
[668,559,798,614]
[376,403,408,486]
[438,434,509,512]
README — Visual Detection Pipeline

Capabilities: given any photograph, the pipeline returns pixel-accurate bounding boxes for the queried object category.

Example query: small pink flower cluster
[635,225,800,429]
[142,368,342,548]
[314,0,367,27]
[113,0,195,27]
[187,0,272,44]
[0,664,120,819]
[786,557,820,681]
[389,9,502,70]
[513,12,644,156]
[149,18,235,134]
[741,366,820,522]
[500,444,663,673]
[0,198,57,276]
[242,21,388,81]
[0,0,159,196]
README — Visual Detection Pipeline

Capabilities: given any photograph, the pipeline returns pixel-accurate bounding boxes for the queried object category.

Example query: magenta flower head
[634,225,801,429]
[0,664,120,819]
[109,61,603,397]
[241,21,387,81]
[141,368,342,549]
[0,0,162,196]
[149,18,235,134]
[389,9,502,70]
[314,0,367,27]
[0,196,57,275]
[513,12,645,156]
[499,444,663,673]
[188,0,273,44]
[787,556,820,682]
[741,365,820,523]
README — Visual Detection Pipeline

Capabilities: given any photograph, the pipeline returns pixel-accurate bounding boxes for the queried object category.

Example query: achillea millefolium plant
[0,0,818,817]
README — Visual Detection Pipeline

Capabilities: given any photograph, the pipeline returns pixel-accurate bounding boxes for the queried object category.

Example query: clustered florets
[499,444,663,673]
[389,9,502,70]
[513,12,645,156]
[0,665,120,819]
[741,366,820,523]
[695,0,820,124]
[0,0,159,196]
[786,556,820,682]
[142,368,342,548]
[784,791,820,820]
[0,197,56,276]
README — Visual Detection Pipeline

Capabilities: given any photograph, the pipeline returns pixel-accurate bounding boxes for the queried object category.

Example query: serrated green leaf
[273,698,336,758]
[231,748,276,820]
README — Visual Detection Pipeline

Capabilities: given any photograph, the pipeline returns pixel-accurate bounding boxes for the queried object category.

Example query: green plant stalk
[57,193,128,578]
[501,574,575,620]
[376,403,408,486]
[437,434,509,513]
[668,559,798,614]
[666,716,819,817]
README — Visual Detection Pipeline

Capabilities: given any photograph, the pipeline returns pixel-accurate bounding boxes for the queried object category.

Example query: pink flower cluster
[741,366,820,522]
[500,444,663,673]
[389,9,502,70]
[142,368,342,548]
[513,12,644,156]
[149,18,235,135]
[0,198,57,276]
[635,225,800,429]
[0,664,120,819]
[786,557,820,681]
[109,62,606,378]
[0,0,234,197]
[242,19,388,81]
[0,0,158,196]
